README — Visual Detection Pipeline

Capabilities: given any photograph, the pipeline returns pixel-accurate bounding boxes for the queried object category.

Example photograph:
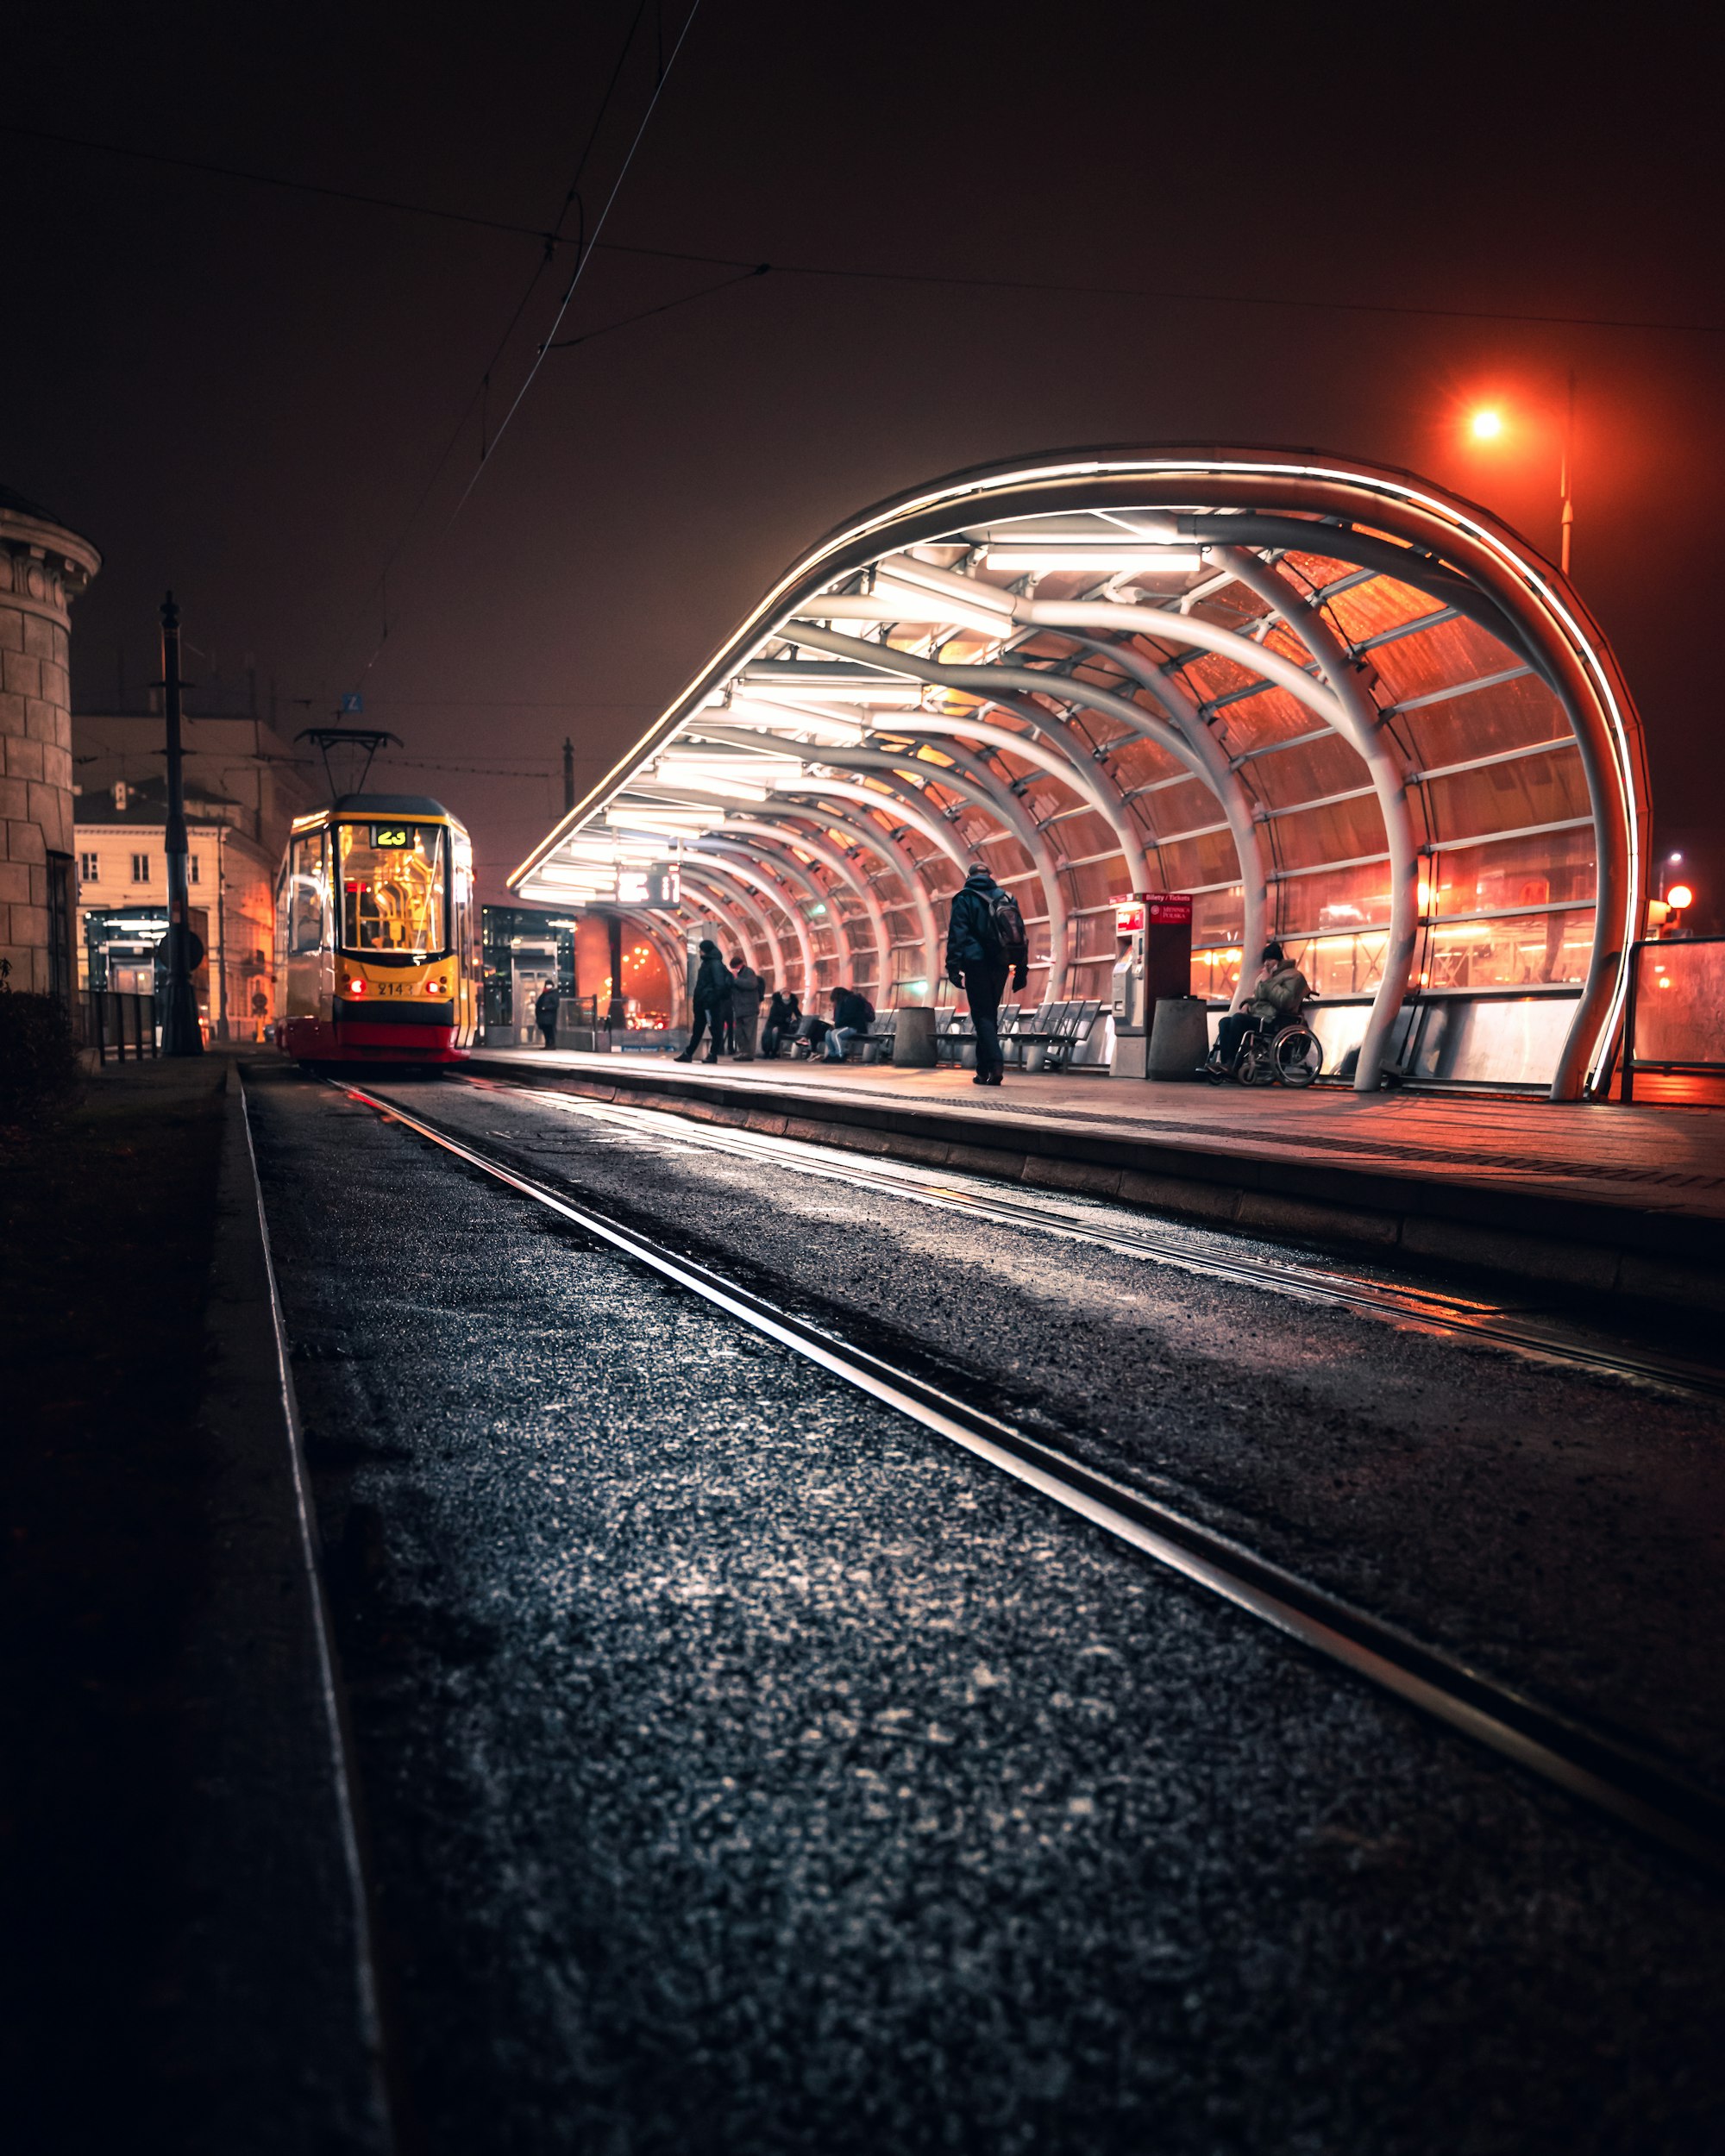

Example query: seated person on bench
[822,982,876,1060]
[1215,942,1309,1068]
[762,990,801,1057]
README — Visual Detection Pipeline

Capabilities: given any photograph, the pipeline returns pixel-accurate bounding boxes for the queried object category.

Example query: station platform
[467,1048,1725,1310]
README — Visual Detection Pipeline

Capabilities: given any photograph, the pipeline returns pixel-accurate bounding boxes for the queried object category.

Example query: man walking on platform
[676,940,731,1063]
[945,863,1028,1086]
[729,956,764,1060]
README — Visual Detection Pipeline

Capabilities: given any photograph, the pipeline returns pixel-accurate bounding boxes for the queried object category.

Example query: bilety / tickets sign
[1139,892,1194,925]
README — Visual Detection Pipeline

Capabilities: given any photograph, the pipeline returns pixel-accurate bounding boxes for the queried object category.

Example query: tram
[275,794,480,1062]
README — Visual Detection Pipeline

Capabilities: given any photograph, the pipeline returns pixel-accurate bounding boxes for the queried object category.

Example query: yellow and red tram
[275,795,480,1062]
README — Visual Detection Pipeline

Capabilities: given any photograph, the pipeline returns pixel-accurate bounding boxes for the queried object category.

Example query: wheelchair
[1204,1010,1323,1088]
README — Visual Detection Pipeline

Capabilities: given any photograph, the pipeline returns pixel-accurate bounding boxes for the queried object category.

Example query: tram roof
[295,793,455,821]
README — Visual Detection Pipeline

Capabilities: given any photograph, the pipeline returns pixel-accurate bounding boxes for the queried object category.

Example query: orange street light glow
[1470,408,1504,441]
[1666,882,1694,911]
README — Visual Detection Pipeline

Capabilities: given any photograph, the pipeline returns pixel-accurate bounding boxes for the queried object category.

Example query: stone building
[1,487,99,1000]
[74,779,279,1042]
[72,693,317,1039]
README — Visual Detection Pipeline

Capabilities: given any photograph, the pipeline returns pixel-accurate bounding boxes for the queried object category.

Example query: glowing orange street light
[1462,373,1578,574]
[1666,882,1694,913]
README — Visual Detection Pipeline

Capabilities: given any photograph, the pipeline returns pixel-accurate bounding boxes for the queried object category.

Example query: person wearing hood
[761,988,800,1057]
[1214,941,1310,1072]
[533,979,561,1050]
[945,862,1028,1087]
[675,939,732,1063]
[729,955,764,1059]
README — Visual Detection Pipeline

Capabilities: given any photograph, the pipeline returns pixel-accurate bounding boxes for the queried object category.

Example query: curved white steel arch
[724,815,891,993]
[707,821,876,988]
[678,858,783,979]
[853,744,1076,993]
[512,447,1648,1099]
[1213,546,1422,1091]
[688,843,817,993]
[769,793,944,989]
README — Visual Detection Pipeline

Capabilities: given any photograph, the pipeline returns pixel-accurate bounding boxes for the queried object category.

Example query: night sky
[7,2,1723,915]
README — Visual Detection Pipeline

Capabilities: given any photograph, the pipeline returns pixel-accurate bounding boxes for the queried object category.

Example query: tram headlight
[346,975,367,996]
[425,977,448,995]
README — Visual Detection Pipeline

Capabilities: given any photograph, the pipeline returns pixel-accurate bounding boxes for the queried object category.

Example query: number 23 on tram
[275,795,480,1063]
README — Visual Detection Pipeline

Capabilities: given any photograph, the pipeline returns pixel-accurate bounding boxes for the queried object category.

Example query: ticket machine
[1110,893,1193,1076]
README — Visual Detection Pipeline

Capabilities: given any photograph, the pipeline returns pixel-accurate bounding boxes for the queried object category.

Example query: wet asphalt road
[248,1064,1725,2155]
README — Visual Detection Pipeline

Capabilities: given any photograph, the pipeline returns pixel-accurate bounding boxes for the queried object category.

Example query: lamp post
[1559,368,1577,577]
[1468,371,1578,576]
[158,592,203,1056]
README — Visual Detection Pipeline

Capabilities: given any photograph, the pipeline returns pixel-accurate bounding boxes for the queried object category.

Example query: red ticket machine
[1110,892,1193,1076]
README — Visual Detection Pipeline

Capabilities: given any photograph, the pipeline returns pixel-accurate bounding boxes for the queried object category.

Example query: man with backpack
[945,862,1029,1086]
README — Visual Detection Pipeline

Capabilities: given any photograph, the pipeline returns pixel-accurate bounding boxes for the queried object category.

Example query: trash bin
[894,1006,937,1068]
[1147,996,1208,1079]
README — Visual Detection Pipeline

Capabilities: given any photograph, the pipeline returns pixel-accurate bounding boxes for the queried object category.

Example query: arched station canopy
[510,448,1650,1096]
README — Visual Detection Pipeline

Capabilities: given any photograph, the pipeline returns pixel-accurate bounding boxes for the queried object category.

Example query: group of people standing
[677,945,766,1062]
[676,942,879,1064]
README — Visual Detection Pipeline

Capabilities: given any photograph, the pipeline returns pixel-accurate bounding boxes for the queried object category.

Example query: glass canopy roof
[511,449,1648,1097]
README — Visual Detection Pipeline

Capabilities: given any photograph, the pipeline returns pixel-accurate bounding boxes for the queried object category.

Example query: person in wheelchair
[1213,942,1311,1076]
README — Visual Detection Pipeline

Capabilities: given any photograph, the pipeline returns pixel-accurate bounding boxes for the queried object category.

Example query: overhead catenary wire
[346,0,661,681]
[9,116,1725,339]
[444,0,705,521]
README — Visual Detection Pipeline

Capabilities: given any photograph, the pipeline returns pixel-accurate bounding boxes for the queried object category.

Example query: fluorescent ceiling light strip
[734,674,925,706]
[982,548,1204,572]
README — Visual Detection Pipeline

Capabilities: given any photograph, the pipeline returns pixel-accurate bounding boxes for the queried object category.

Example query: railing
[1620,937,1725,1100]
[85,991,159,1063]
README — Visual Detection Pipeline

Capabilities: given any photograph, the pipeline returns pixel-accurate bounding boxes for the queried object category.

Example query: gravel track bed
[249,1068,1725,2155]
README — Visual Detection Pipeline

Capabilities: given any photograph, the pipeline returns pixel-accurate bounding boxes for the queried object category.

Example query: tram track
[466,1073,1725,1407]
[335,1076,1725,1880]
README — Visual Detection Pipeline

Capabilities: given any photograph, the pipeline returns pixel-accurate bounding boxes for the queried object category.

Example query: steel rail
[466,1076,1725,1406]
[335,1078,1725,1877]
[242,1080,398,2150]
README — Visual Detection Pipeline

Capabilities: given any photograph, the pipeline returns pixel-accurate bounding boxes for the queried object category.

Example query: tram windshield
[337,822,448,954]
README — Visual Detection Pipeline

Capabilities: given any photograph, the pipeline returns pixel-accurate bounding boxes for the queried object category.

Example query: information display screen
[372,824,417,849]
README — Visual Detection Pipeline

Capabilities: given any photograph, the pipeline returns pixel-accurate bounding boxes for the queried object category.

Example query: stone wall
[0,492,99,997]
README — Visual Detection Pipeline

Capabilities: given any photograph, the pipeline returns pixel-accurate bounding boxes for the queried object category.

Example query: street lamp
[1465,372,1578,575]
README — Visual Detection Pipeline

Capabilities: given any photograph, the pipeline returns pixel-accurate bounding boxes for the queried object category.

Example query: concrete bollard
[1147,996,1209,1079]
[894,1006,938,1067]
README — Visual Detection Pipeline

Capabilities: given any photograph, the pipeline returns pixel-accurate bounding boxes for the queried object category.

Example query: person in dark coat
[676,940,731,1062]
[945,864,1026,1085]
[761,990,800,1057]
[729,957,764,1060]
[821,982,875,1060]
[1214,941,1310,1073]
[534,981,560,1050]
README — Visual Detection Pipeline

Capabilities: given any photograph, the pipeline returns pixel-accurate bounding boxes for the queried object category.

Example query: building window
[130,853,150,883]
[78,851,99,883]
[189,854,201,885]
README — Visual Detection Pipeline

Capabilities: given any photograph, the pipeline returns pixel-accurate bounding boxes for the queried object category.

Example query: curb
[166,1065,395,2153]
[470,1053,1725,1315]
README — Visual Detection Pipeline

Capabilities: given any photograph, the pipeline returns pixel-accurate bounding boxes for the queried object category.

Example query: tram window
[289,832,327,954]
[337,823,447,954]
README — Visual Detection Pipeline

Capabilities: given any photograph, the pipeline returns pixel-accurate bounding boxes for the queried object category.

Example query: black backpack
[988,887,1028,962]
